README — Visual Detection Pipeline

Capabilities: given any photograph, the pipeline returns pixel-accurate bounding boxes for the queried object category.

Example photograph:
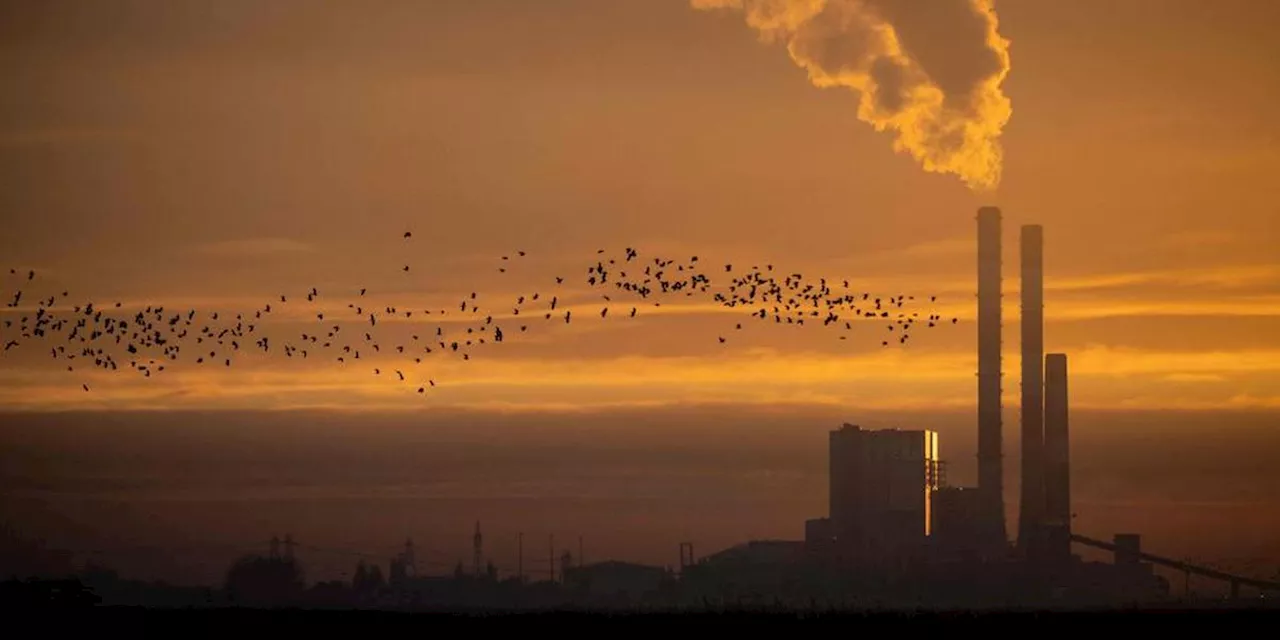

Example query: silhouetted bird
[9,241,952,399]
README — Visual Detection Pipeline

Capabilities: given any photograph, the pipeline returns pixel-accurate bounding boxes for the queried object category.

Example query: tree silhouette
[223,555,305,607]
[367,563,385,590]
[0,577,99,609]
[0,522,75,580]
[353,560,369,591]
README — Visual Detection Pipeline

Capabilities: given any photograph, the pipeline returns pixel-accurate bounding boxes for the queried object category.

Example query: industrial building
[294,204,1212,609]
[687,206,1189,604]
[817,424,940,568]
[930,486,989,562]
[803,206,1075,575]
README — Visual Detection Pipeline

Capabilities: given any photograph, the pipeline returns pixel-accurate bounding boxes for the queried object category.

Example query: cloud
[1225,394,1280,409]
[1048,264,1280,292]
[1163,373,1228,383]
[1045,296,1280,321]
[1158,230,1239,250]
[1065,345,1280,378]
[6,344,1280,412]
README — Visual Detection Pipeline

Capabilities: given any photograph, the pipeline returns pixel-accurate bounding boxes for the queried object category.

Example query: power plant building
[808,206,1081,573]
[784,207,1180,603]
[828,424,940,565]
[931,486,989,562]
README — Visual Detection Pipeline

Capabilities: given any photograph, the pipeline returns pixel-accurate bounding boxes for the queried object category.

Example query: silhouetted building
[224,554,306,607]
[976,206,1007,546]
[353,559,385,597]
[0,523,76,580]
[1018,224,1046,557]
[930,486,988,562]
[1044,353,1072,563]
[563,561,668,605]
[1113,534,1142,569]
[389,539,416,586]
[804,517,834,553]
[1097,534,1170,603]
[829,424,940,568]
[704,540,806,568]
[679,540,813,607]
[0,577,100,609]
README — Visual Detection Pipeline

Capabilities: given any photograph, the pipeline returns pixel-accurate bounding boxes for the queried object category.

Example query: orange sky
[1,0,1279,413]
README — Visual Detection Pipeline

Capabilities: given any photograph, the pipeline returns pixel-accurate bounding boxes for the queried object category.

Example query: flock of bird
[1,233,958,396]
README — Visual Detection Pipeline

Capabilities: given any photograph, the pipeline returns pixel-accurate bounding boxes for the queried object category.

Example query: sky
[1,0,1279,586]
[1,0,1278,413]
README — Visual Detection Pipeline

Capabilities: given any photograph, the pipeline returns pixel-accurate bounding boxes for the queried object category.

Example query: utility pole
[549,534,555,583]
[283,533,296,560]
[517,532,524,583]
[579,535,584,568]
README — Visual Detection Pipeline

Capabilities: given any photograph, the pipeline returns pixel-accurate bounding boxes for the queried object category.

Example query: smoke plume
[691,0,1012,191]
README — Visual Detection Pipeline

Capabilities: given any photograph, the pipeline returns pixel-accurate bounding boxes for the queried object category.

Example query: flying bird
[8,242,952,403]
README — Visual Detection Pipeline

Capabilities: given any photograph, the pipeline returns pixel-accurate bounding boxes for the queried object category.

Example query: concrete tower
[1044,353,1071,547]
[976,206,1006,546]
[1018,224,1045,555]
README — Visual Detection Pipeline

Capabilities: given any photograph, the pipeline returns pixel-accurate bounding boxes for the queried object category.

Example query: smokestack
[1044,353,1070,534]
[1018,224,1045,555]
[976,206,1005,545]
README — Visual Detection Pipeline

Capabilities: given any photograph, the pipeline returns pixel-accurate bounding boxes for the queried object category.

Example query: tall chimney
[1018,224,1045,555]
[976,206,1006,546]
[1044,353,1070,535]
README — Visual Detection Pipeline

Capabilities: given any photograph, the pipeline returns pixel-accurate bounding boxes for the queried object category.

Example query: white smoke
[691,0,1013,191]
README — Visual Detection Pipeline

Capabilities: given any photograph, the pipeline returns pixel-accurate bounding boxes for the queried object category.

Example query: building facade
[828,424,940,567]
